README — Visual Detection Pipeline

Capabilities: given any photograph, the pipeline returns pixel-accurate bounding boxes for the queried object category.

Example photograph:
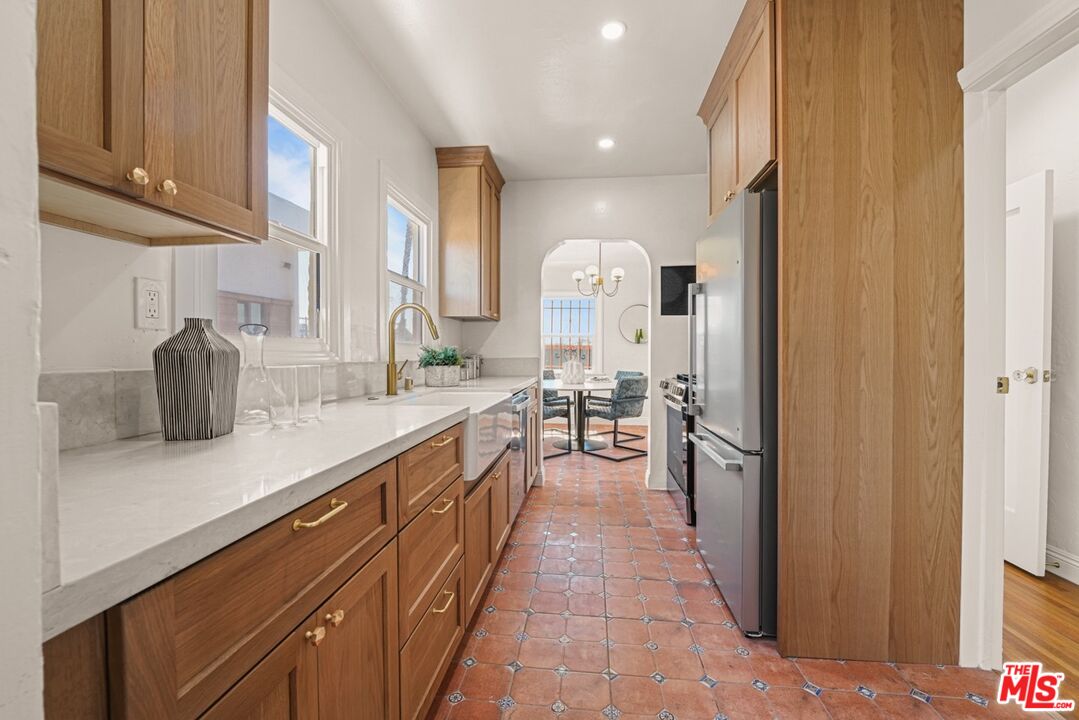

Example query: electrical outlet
[135,277,168,331]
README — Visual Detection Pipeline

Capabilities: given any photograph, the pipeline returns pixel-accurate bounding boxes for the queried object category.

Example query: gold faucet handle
[396,361,408,379]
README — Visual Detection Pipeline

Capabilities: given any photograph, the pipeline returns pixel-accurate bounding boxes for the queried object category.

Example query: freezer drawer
[690,430,763,635]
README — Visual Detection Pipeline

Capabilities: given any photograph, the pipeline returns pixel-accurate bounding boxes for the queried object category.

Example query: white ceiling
[324,0,744,181]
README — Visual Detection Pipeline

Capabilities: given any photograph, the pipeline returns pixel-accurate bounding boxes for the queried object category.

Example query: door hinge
[996,376,1010,394]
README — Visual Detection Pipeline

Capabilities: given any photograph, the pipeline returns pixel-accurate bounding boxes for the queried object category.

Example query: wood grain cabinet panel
[43,615,109,720]
[734,7,775,188]
[314,541,400,720]
[398,476,465,644]
[708,96,737,221]
[108,461,397,719]
[397,423,464,526]
[464,471,496,619]
[491,451,512,556]
[437,146,504,320]
[399,560,466,720]
[36,0,144,193]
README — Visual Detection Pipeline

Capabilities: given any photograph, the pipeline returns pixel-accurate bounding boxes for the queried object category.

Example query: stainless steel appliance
[659,374,695,525]
[688,189,778,638]
[508,389,533,517]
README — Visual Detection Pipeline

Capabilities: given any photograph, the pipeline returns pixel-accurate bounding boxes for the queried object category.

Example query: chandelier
[572,245,624,298]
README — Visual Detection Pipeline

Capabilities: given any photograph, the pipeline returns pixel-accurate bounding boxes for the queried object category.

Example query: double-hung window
[384,188,430,347]
[216,94,334,354]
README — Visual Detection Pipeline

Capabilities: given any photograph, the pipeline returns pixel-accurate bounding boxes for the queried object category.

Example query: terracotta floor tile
[502,703,559,719]
[765,685,831,719]
[538,558,572,574]
[471,634,521,665]
[565,616,607,642]
[530,591,569,614]
[543,545,572,559]
[652,647,705,680]
[604,578,641,597]
[932,695,1030,719]
[519,638,565,668]
[525,613,566,639]
[562,641,610,673]
[690,622,743,652]
[712,682,775,720]
[534,573,570,593]
[492,590,533,612]
[606,596,646,619]
[560,672,612,710]
[460,663,514,702]
[797,658,911,694]
[567,593,606,616]
[660,677,719,717]
[749,654,807,688]
[609,644,657,677]
[895,663,1002,699]
[648,620,694,649]
[607,618,650,645]
[874,692,947,719]
[446,699,502,719]
[643,598,684,621]
[481,610,528,637]
[701,651,756,684]
[511,667,562,706]
[569,575,604,594]
[610,676,664,715]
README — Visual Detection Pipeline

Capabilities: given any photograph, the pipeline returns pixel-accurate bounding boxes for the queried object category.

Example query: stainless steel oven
[660,375,695,525]
[509,389,532,519]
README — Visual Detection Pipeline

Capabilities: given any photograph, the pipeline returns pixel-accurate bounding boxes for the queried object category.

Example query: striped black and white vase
[153,318,241,441]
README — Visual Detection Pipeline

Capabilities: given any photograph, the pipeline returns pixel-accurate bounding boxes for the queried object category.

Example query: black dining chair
[583,374,648,461]
[542,369,573,459]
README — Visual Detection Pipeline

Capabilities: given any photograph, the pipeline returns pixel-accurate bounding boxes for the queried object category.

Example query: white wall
[541,241,651,418]
[1007,41,1079,569]
[0,0,43,716]
[463,174,707,487]
[39,0,461,372]
[964,0,1055,64]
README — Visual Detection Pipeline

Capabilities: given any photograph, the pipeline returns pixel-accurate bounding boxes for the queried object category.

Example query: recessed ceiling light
[597,137,616,150]
[601,21,627,40]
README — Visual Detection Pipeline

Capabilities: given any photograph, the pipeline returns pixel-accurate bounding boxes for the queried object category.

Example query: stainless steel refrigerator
[688,189,778,637]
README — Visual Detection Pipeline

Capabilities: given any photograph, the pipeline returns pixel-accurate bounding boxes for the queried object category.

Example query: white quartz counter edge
[42,400,470,641]
[425,375,537,395]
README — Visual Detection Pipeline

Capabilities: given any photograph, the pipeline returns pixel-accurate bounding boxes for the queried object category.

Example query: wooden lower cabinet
[399,560,466,720]
[491,452,512,555]
[43,615,109,720]
[397,424,464,526]
[463,470,496,619]
[527,399,541,485]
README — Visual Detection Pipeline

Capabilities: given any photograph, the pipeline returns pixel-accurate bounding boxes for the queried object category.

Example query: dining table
[542,377,617,452]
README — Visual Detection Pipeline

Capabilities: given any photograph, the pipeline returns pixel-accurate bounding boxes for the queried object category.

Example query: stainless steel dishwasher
[509,389,533,518]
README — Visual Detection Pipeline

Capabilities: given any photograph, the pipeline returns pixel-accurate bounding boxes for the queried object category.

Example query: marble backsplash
[39,356,539,451]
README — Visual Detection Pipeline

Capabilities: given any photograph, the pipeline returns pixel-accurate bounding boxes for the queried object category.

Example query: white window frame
[380,170,433,360]
[171,89,341,365]
[541,294,602,371]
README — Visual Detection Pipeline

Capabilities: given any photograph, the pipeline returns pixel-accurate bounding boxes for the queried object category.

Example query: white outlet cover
[135,277,168,331]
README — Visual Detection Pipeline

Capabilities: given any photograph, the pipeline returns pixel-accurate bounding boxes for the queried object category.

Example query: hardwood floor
[1004,562,1079,684]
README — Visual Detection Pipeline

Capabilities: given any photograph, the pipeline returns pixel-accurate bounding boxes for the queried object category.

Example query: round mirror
[618,304,649,344]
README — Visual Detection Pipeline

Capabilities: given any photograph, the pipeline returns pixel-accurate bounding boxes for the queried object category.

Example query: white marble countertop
[438,375,537,394]
[42,398,471,640]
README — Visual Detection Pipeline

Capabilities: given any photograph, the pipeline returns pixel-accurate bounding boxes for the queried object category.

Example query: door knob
[126,167,150,186]
[1012,367,1038,384]
[158,179,178,196]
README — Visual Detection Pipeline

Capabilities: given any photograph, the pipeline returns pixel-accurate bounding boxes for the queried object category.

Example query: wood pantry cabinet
[698,0,775,221]
[437,146,504,320]
[36,0,268,246]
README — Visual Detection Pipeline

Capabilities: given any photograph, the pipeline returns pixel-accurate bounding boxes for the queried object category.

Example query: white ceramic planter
[424,365,461,387]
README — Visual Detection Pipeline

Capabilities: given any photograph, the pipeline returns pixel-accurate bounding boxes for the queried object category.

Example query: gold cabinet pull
[430,435,454,448]
[126,167,150,186]
[724,190,735,201]
[292,498,348,531]
[305,626,326,646]
[324,609,345,627]
[158,179,178,196]
[431,591,455,614]
[432,498,455,515]
[491,471,502,480]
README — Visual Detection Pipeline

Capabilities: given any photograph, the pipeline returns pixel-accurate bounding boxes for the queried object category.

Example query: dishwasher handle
[689,432,743,471]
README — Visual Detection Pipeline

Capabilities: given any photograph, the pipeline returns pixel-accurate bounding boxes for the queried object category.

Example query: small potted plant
[419,345,463,387]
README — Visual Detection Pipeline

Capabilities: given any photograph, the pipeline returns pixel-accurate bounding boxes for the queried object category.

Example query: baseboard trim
[1046,544,1079,585]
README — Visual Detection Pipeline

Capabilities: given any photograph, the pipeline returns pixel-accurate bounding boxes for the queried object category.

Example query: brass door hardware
[1012,367,1039,384]
[158,179,178,196]
[724,190,735,201]
[305,626,326,646]
[431,591,455,614]
[1043,369,1056,382]
[126,167,150,185]
[996,376,1010,394]
[432,498,455,515]
[292,498,348,531]
[491,471,502,481]
[430,435,454,448]
[324,610,345,627]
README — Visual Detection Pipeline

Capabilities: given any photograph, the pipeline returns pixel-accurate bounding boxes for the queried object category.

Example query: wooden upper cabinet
[35,0,268,246]
[699,0,776,221]
[36,0,144,194]
[142,0,268,240]
[438,146,504,320]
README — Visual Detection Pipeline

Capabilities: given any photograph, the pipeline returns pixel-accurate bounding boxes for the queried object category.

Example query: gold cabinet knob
[324,609,345,627]
[126,167,150,186]
[305,626,326,646]
[1012,367,1038,384]
[158,179,178,196]
[725,190,736,201]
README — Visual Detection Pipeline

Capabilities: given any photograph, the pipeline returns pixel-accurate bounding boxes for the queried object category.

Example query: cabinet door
[480,172,499,320]
[142,0,268,240]
[315,541,400,720]
[528,405,541,484]
[464,475,494,618]
[200,625,317,720]
[491,453,511,555]
[36,0,144,193]
[735,7,775,188]
[489,185,502,320]
[708,94,737,221]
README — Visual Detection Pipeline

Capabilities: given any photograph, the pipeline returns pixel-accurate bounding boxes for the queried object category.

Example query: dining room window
[542,296,595,369]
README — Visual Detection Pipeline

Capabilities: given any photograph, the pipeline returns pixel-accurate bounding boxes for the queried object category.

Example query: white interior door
[1003,169,1054,576]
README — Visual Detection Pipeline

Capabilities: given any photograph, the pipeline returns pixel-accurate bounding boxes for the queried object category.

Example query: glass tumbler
[296,365,322,423]
[267,366,298,429]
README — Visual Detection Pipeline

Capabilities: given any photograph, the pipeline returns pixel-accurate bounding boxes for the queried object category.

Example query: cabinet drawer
[400,559,466,720]
[397,423,463,526]
[399,476,464,644]
[109,461,397,719]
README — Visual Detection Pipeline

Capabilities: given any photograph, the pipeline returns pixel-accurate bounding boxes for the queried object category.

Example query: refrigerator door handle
[688,282,703,416]
[689,432,743,471]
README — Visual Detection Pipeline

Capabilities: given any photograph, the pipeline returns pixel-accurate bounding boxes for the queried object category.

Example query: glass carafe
[235,324,284,425]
